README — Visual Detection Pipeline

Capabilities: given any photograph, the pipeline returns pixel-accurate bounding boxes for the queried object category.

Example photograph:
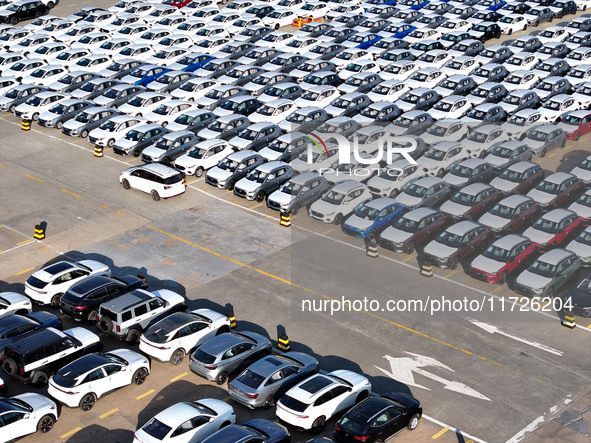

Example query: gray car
[261,53,307,74]
[258,132,311,162]
[93,84,144,109]
[523,124,567,157]
[98,58,143,79]
[325,92,371,118]
[197,114,250,141]
[387,110,434,136]
[499,90,540,115]
[141,130,199,165]
[237,47,282,67]
[213,42,256,60]
[71,78,120,100]
[189,331,272,385]
[394,176,451,210]
[228,352,319,409]
[483,141,532,171]
[228,122,282,151]
[338,72,382,94]
[146,70,196,93]
[467,83,508,106]
[166,109,216,133]
[217,65,266,87]
[434,75,478,98]
[61,107,121,137]
[193,58,240,79]
[234,161,294,202]
[37,98,95,129]
[243,72,294,96]
[0,84,47,112]
[112,123,169,157]
[267,172,331,214]
[395,88,441,113]
[49,70,99,93]
[205,150,264,190]
[278,106,329,133]
[194,84,247,111]
[532,76,572,102]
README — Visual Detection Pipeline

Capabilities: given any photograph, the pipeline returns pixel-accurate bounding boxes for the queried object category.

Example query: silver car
[483,141,532,171]
[267,172,330,214]
[394,176,451,210]
[189,331,272,385]
[228,352,319,409]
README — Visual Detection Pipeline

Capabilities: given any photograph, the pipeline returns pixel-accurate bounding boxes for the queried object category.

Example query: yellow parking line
[124,157,137,163]
[136,389,155,400]
[0,163,5,167]
[490,286,503,294]
[402,255,414,263]
[548,152,557,158]
[16,239,33,246]
[102,205,125,216]
[587,324,591,329]
[221,396,230,402]
[170,372,188,382]
[445,269,459,278]
[62,189,82,198]
[432,427,449,439]
[71,138,89,144]
[322,228,335,235]
[251,202,264,209]
[25,174,44,182]
[0,113,11,118]
[186,179,198,185]
[14,267,34,276]
[99,408,119,419]
[60,427,82,439]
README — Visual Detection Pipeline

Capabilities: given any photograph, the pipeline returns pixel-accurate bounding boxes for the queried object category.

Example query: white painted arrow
[468,318,563,356]
[374,352,491,401]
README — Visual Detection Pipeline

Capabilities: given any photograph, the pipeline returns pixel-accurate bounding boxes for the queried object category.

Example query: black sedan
[59,275,147,322]
[0,311,62,355]
[0,0,47,24]
[334,392,422,443]
[201,419,290,443]
[567,273,591,318]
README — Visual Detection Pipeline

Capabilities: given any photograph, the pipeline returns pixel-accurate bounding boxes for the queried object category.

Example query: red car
[490,161,544,195]
[171,0,192,7]
[522,208,583,251]
[561,110,591,141]
[469,234,537,284]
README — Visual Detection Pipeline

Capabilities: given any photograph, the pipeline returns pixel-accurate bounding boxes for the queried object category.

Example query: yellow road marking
[587,324,591,329]
[170,372,188,382]
[0,112,12,118]
[0,163,5,167]
[222,396,230,402]
[14,267,34,276]
[432,427,449,439]
[102,205,125,216]
[251,202,264,209]
[16,239,33,246]
[136,389,155,400]
[445,269,459,278]
[25,174,44,182]
[490,286,503,294]
[402,255,414,263]
[62,189,82,198]
[124,157,137,163]
[186,179,199,185]
[548,152,557,158]
[60,427,82,439]
[322,228,334,235]
[99,408,119,419]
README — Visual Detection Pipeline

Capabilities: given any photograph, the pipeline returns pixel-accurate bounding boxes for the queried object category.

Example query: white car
[419,142,468,177]
[498,14,527,34]
[24,260,111,307]
[174,139,234,177]
[574,82,591,107]
[428,95,472,120]
[258,31,296,49]
[170,78,220,102]
[0,53,25,76]
[93,38,133,57]
[504,109,548,140]
[118,91,171,117]
[262,8,298,30]
[571,155,591,184]
[406,67,447,89]
[566,226,591,265]
[73,54,112,73]
[441,56,479,77]
[134,399,236,443]
[71,32,111,51]
[284,36,319,55]
[367,160,425,197]
[53,24,97,44]
[14,91,69,121]
[276,370,371,433]
[566,48,591,67]
[139,309,230,364]
[120,163,186,200]
[294,85,341,109]
[308,180,372,224]
[405,28,442,45]
[0,394,58,440]
[417,50,452,68]
[47,349,150,411]
[539,94,581,123]
[503,70,540,92]
[145,48,189,67]
[250,98,297,124]
[505,53,540,73]
[536,26,570,45]
[339,59,380,80]
[226,17,263,36]
[21,65,68,87]
[0,292,32,319]
[380,60,420,82]
[143,99,194,126]
[89,115,148,147]
[0,76,18,96]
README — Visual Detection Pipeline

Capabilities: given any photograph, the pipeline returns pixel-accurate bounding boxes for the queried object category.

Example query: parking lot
[1,0,591,441]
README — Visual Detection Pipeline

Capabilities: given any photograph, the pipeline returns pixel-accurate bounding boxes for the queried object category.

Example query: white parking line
[422,414,487,443]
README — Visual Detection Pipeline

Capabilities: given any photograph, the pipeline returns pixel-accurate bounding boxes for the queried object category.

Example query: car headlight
[532,288,544,297]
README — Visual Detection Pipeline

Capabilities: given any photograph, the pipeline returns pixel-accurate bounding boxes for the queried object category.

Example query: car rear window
[26,275,47,289]
[100,307,117,321]
[280,395,309,413]
[163,173,184,185]
[339,416,366,434]
[142,418,172,440]
[193,348,216,364]
[236,370,265,389]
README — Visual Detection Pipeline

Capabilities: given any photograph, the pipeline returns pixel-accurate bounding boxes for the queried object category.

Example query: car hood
[309,198,337,215]
[443,173,468,187]
[343,215,374,232]
[572,166,591,184]
[65,326,100,347]
[174,153,196,169]
[423,240,456,260]
[395,193,422,208]
[516,269,552,290]
[367,175,395,193]
[428,109,453,120]
[109,348,149,367]
[569,201,591,219]
[388,124,408,136]
[479,212,509,230]
[483,154,509,168]
[568,286,591,309]
[498,102,518,113]
[151,289,184,307]
[235,178,260,194]
[243,82,264,94]
[228,136,251,149]
[523,139,547,153]
[324,105,347,117]
[566,239,591,259]
[419,157,443,171]
[394,100,415,112]
[490,177,517,193]
[522,227,554,245]
[433,86,454,98]
[213,107,233,117]
[243,419,288,442]
[527,188,554,205]
[379,226,412,243]
[141,145,165,159]
[268,190,292,206]
[62,119,84,130]
[114,137,137,149]
[440,200,469,217]
[207,166,233,182]
[93,95,114,105]
[198,127,221,139]
[470,255,505,275]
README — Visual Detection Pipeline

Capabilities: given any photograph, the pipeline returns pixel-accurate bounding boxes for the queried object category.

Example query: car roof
[255,161,289,173]
[333,180,365,192]
[414,176,445,186]
[457,158,488,168]
[567,110,591,118]
[538,248,575,265]
[68,275,121,295]
[344,396,393,424]
[540,208,576,223]
[499,194,532,207]
[544,171,575,184]
[200,331,252,355]
[431,141,462,151]
[446,220,481,235]
[140,163,183,177]
[7,328,63,353]
[363,197,399,210]
[100,289,154,312]
[461,182,493,195]
[58,353,111,378]
[493,234,530,250]
[404,207,438,221]
[290,171,321,185]
[155,401,215,426]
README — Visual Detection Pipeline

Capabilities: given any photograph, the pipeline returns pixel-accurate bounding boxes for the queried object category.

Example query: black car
[0,0,47,24]
[0,312,62,355]
[550,0,577,17]
[470,22,501,42]
[201,419,290,443]
[59,274,147,322]
[567,273,591,317]
[503,2,531,13]
[334,393,422,443]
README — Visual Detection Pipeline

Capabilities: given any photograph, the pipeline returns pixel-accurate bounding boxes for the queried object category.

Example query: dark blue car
[343,198,407,239]
[122,65,170,86]
[399,0,430,9]
[0,312,62,355]
[173,53,215,73]
[348,33,382,49]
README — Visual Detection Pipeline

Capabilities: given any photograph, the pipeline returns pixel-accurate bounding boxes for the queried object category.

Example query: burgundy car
[378,208,448,254]
[489,161,544,195]
[439,183,500,221]
[522,208,584,251]
[478,194,539,236]
[527,172,583,210]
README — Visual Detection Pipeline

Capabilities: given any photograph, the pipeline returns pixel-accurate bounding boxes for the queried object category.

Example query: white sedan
[89,115,149,148]
[144,99,195,127]
[134,399,236,443]
[24,260,111,307]
[139,309,231,365]
[539,95,581,123]
[0,292,32,319]
[13,91,69,121]
[262,8,298,30]
[0,394,58,440]
[118,92,171,117]
[428,96,472,120]
[47,349,150,411]
[498,14,528,35]
[276,370,371,434]
[249,99,297,124]
[21,65,68,87]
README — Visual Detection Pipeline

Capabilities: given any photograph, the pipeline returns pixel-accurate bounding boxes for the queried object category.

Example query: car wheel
[216,371,228,385]
[545,287,554,298]
[86,309,99,323]
[275,23,280,30]
[291,204,300,215]
[356,390,369,403]
[575,133,581,141]
[32,369,48,386]
[523,25,527,31]
[151,190,161,201]
[98,316,113,333]
[161,121,168,128]
[80,129,88,138]
[37,415,55,433]
[560,139,566,148]
[133,148,141,157]
[227,180,236,191]
[2,358,18,376]
[133,368,148,385]
[55,120,63,129]
[498,271,508,286]
[107,138,115,148]
[9,104,16,113]
[436,168,445,177]
[136,113,142,117]
[263,395,275,409]
[450,256,459,270]
[508,29,512,35]
[479,150,487,158]
[255,192,265,202]
[334,214,343,225]
[540,148,547,158]
[50,293,63,309]
[80,393,96,411]
[122,179,131,189]
[170,349,185,366]
[311,416,326,435]
[195,167,204,177]
[216,325,230,335]
[389,189,398,198]
[10,17,18,25]
[408,413,420,430]
[126,328,141,344]
[406,241,415,255]
[32,112,39,121]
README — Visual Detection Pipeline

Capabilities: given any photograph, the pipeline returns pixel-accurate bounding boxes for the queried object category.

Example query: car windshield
[153,105,172,115]
[188,147,211,159]
[424,149,445,160]
[405,183,427,197]
[437,230,462,247]
[402,93,420,104]
[491,146,515,158]
[287,112,308,123]
[354,205,379,220]
[438,80,458,90]
[490,203,515,218]
[410,72,428,82]
[80,82,98,92]
[508,115,527,125]
[218,157,240,171]
[125,130,144,141]
[533,217,560,233]
[247,169,269,183]
[450,190,475,205]
[142,418,172,440]
[434,101,452,111]
[528,259,557,278]
[536,82,553,91]
[106,61,122,71]
[503,94,521,105]
[576,230,591,245]
[473,67,490,77]
[527,130,548,141]
[332,98,351,109]
[467,110,486,120]
[155,138,176,150]
[322,190,345,204]
[535,179,562,194]
[361,106,381,118]
[482,245,511,262]
[281,182,302,195]
[257,104,277,116]
[130,68,148,79]
[544,100,561,110]
[394,116,412,127]
[208,120,227,131]
[577,158,591,171]
[75,111,93,123]
[49,102,68,114]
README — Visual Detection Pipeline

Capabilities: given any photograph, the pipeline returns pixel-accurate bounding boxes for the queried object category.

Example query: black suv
[1,327,101,385]
[59,275,147,322]
[0,0,48,24]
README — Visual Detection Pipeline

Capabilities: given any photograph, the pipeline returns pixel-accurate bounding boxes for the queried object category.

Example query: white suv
[174,139,234,177]
[120,163,187,201]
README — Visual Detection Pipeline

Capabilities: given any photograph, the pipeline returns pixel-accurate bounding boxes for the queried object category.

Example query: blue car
[121,64,170,87]
[343,198,407,239]
[479,0,506,11]
[174,54,216,73]
[399,0,430,9]
[349,32,383,49]
[0,312,62,355]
